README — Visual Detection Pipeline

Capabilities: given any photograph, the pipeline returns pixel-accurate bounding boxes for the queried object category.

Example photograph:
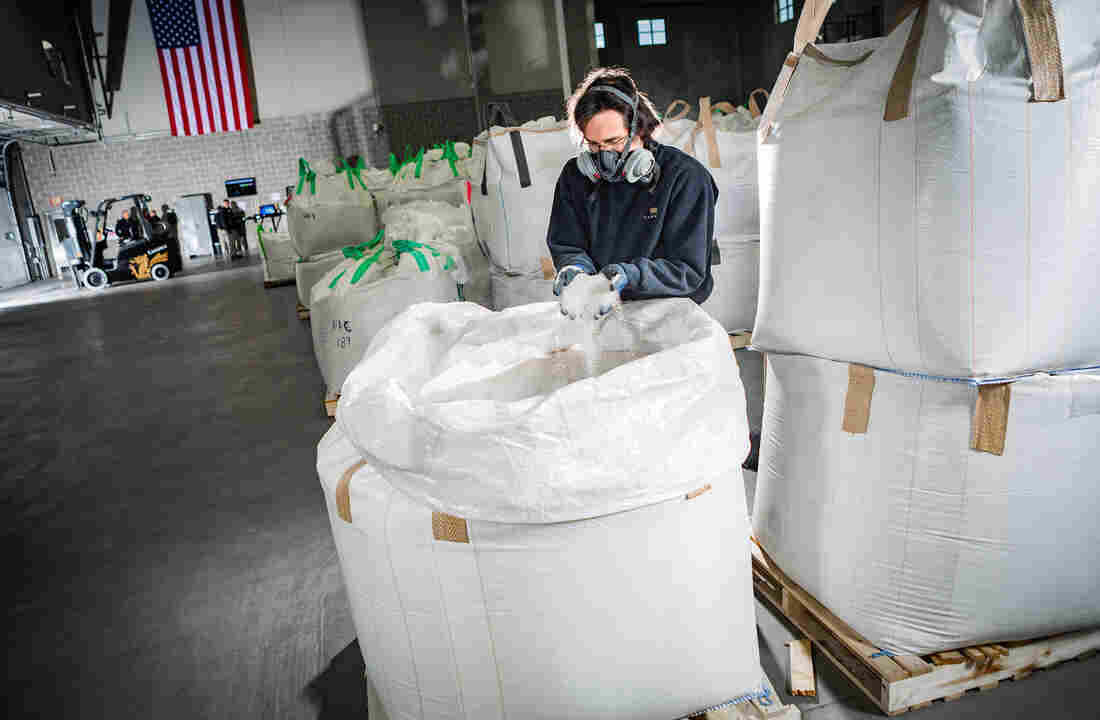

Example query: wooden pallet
[297,303,310,321]
[751,538,1100,715]
[365,666,799,720]
[324,391,339,418]
[263,278,295,289]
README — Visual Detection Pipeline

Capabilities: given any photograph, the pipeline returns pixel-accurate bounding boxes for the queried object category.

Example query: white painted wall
[96,0,374,137]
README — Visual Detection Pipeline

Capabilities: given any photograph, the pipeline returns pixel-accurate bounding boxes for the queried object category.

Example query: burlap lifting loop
[884,1,929,121]
[972,383,1011,456]
[432,512,470,543]
[842,364,875,434]
[540,256,556,280]
[699,96,721,169]
[758,0,836,142]
[336,459,368,523]
[663,99,692,122]
[1016,0,1065,102]
[748,88,769,118]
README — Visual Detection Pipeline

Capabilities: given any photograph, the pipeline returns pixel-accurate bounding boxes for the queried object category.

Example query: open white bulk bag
[488,267,555,310]
[753,353,1100,655]
[701,233,760,332]
[295,250,344,309]
[381,200,490,308]
[311,238,460,395]
[319,423,761,720]
[320,297,760,718]
[287,158,379,258]
[472,115,576,275]
[256,227,297,286]
[753,0,1100,379]
[337,298,748,522]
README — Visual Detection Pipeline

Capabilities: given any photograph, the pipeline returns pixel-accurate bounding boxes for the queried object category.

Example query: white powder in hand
[559,272,620,321]
[559,272,621,377]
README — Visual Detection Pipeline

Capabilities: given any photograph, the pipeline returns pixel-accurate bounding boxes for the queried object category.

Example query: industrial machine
[58,194,183,289]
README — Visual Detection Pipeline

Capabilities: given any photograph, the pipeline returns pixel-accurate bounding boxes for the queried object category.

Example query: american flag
[147,0,256,136]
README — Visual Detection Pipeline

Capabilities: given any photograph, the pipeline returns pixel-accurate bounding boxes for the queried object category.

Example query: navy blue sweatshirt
[547,143,718,304]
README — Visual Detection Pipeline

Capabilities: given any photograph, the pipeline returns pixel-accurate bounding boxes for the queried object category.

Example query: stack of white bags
[309,200,489,398]
[751,0,1100,654]
[289,158,381,310]
[318,299,764,719]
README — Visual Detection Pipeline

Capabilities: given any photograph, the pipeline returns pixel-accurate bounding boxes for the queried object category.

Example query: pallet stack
[749,0,1100,713]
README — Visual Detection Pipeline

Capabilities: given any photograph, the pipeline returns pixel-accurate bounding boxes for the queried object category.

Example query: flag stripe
[222,0,248,130]
[186,47,211,134]
[228,0,255,125]
[210,0,239,132]
[195,1,225,133]
[168,50,191,135]
[157,49,180,136]
[175,48,199,135]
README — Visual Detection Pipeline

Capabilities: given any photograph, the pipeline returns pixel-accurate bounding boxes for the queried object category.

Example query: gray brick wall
[21,98,390,217]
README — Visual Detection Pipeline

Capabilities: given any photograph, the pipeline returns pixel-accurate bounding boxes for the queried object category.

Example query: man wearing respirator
[548,67,718,318]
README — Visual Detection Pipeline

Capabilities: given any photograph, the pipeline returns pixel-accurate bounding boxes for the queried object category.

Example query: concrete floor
[2,264,1096,719]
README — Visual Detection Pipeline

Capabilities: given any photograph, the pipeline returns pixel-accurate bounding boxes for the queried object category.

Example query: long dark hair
[566,67,661,147]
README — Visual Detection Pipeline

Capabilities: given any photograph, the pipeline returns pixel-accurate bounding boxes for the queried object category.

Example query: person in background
[216,199,246,259]
[161,203,180,244]
[547,67,719,318]
[115,209,134,244]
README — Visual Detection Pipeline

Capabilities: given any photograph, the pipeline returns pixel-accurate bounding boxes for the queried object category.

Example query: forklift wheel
[84,268,109,290]
[151,263,171,281]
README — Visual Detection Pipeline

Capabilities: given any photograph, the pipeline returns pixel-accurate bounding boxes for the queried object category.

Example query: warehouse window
[594,22,606,49]
[776,0,795,23]
[637,19,667,46]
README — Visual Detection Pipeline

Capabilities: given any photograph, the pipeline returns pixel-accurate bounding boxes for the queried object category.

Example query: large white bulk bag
[256,227,297,286]
[373,181,469,225]
[753,0,1100,379]
[488,268,555,310]
[701,233,760,332]
[287,158,379,258]
[319,424,761,720]
[320,298,760,718]
[295,250,344,309]
[310,239,460,394]
[381,200,490,308]
[472,115,576,274]
[753,353,1100,655]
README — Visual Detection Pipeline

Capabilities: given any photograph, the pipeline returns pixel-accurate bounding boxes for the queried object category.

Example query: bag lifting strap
[758,0,835,142]
[480,103,532,196]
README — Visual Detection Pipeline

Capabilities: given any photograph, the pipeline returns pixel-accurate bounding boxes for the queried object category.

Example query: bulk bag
[488,268,556,310]
[256,226,297,286]
[311,234,461,395]
[287,157,379,258]
[753,0,1100,379]
[295,250,345,309]
[690,98,761,238]
[753,353,1100,654]
[472,114,576,275]
[381,200,490,308]
[700,233,760,332]
[319,424,761,720]
[320,297,760,718]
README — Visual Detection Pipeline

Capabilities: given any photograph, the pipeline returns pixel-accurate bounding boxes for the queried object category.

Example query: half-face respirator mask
[576,85,657,185]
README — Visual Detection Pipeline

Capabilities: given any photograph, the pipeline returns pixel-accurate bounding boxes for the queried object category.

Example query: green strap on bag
[256,225,269,260]
[333,229,387,287]
[334,157,369,190]
[392,238,455,273]
[296,158,317,195]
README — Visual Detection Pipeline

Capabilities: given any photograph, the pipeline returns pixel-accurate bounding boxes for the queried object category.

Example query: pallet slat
[750,537,1100,714]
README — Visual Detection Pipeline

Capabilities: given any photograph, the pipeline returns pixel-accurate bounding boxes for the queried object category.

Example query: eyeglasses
[584,134,629,152]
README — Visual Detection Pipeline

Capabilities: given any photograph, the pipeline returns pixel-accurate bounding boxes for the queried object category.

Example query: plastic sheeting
[753,1,1100,379]
[701,234,760,332]
[295,251,344,309]
[472,117,576,275]
[336,298,748,523]
[320,393,760,720]
[753,353,1100,654]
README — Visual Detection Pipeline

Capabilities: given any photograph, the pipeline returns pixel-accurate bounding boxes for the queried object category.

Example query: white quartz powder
[559,273,621,377]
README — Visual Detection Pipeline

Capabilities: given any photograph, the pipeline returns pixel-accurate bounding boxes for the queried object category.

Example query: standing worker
[217,199,246,259]
[548,67,718,318]
[161,203,179,242]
